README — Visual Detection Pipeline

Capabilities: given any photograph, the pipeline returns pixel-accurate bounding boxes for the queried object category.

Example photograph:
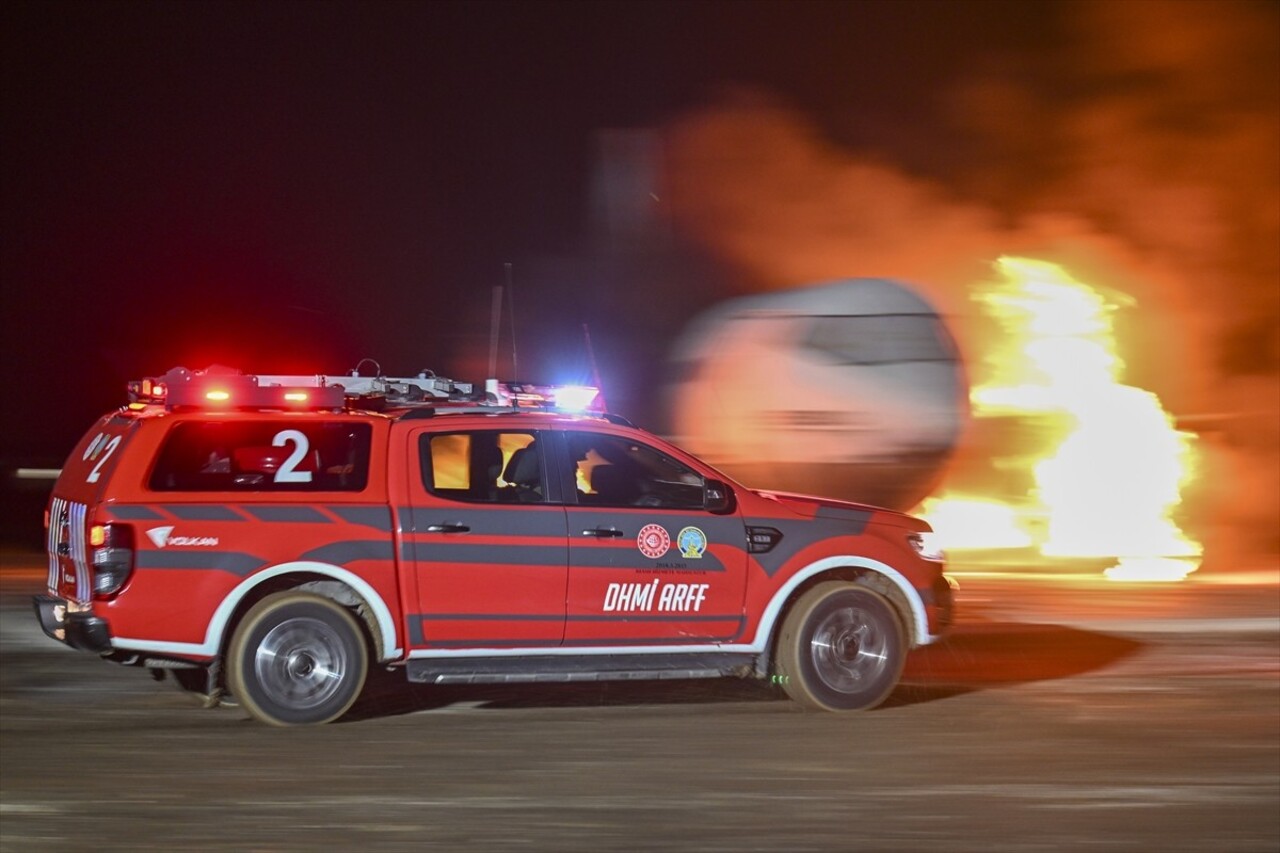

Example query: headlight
[906,531,945,562]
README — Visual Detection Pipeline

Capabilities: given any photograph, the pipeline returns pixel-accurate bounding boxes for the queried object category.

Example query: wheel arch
[206,562,401,663]
[754,556,934,670]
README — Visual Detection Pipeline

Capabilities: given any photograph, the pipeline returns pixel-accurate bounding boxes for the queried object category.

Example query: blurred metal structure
[665,279,968,511]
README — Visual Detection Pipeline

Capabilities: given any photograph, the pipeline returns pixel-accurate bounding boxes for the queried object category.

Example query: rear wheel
[775,582,904,711]
[227,592,368,726]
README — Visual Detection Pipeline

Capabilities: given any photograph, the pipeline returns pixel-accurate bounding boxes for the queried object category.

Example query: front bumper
[33,594,112,653]
[926,573,957,636]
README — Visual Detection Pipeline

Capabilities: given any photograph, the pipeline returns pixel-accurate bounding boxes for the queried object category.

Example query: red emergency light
[128,366,345,411]
[126,365,605,416]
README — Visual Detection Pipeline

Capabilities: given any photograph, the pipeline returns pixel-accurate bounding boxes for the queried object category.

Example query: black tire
[775,582,905,712]
[227,591,368,726]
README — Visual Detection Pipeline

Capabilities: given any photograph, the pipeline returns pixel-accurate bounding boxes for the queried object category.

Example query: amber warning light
[128,366,345,411]
[126,378,168,402]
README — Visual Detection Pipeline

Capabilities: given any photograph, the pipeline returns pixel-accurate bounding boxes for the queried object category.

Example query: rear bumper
[33,594,112,653]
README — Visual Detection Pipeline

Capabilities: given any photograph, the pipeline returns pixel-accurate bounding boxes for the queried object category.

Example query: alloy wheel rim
[254,617,349,709]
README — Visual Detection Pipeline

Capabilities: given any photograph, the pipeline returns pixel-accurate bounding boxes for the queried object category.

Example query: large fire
[922,257,1203,581]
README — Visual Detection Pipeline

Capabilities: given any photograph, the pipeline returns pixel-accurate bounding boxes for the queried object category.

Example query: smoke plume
[661,0,1279,563]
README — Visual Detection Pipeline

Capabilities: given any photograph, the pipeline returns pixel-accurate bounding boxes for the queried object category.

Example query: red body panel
[43,405,949,665]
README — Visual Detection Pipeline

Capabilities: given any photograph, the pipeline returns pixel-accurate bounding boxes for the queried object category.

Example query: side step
[405,652,757,686]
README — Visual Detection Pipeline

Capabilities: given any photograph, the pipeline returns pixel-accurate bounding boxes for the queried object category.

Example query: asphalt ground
[1,548,1277,852]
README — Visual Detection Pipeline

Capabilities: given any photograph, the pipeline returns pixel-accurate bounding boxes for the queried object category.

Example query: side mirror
[704,478,735,514]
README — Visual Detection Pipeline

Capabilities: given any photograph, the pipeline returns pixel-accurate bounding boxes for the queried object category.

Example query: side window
[149,422,372,492]
[566,432,705,509]
[420,431,543,503]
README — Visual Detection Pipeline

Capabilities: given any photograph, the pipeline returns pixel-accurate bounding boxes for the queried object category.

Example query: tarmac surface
[1,547,1277,852]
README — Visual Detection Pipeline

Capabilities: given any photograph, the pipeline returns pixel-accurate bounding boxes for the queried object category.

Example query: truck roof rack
[395,406,635,427]
[125,365,615,419]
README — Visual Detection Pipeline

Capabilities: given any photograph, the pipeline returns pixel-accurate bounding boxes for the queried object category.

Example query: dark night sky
[4,0,1274,462]
[1,0,1061,457]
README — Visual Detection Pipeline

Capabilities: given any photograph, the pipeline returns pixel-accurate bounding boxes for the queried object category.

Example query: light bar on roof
[487,380,605,413]
[128,366,346,410]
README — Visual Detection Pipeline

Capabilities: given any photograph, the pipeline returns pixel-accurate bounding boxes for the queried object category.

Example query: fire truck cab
[35,365,953,726]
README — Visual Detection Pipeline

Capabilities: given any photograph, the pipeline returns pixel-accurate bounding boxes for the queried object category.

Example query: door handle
[581,527,624,538]
[426,523,471,534]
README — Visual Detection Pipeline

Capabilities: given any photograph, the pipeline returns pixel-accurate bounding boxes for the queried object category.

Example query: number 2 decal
[85,433,122,483]
[272,429,313,483]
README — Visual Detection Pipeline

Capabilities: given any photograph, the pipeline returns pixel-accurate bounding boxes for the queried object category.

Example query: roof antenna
[505,262,519,380]
[583,322,607,412]
[486,263,520,401]
[486,279,503,401]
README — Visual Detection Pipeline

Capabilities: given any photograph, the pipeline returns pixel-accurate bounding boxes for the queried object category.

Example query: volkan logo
[145,526,219,548]
[146,526,174,548]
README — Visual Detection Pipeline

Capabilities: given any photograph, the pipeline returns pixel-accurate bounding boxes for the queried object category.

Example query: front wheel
[227,592,368,726]
[775,582,905,712]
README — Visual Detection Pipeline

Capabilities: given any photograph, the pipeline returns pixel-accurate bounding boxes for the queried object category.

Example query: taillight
[91,523,134,596]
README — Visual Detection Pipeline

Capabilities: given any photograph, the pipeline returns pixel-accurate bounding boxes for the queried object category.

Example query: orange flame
[923,257,1202,581]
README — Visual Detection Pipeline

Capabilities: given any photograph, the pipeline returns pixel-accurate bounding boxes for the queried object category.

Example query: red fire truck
[35,365,954,725]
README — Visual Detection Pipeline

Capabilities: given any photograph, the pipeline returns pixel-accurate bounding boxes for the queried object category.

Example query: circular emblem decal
[677,526,707,559]
[636,524,671,559]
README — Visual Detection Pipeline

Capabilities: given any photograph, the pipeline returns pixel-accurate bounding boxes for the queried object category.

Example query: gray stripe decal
[136,551,267,577]
[414,613,741,624]
[242,506,331,523]
[413,544,568,566]
[421,638,563,649]
[415,634,742,648]
[164,505,245,521]
[327,506,393,531]
[407,618,563,646]
[746,515,875,577]
[815,507,874,528]
[567,511,745,540]
[408,614,745,646]
[563,633,740,645]
[300,541,396,565]
[566,512,741,571]
[408,506,568,537]
[109,505,167,521]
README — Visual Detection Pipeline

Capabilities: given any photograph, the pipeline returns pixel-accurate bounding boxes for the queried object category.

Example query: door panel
[405,429,568,649]
[556,430,748,645]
